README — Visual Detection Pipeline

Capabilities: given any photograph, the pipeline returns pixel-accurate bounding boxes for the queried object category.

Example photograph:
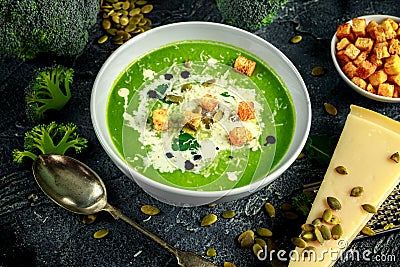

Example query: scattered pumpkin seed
[314,228,324,244]
[237,230,255,248]
[361,204,377,214]
[324,103,338,116]
[166,94,183,103]
[206,247,217,257]
[266,238,278,252]
[301,224,315,232]
[252,243,265,258]
[98,35,109,44]
[283,211,299,220]
[256,227,273,237]
[93,229,109,239]
[223,262,236,267]
[264,202,276,218]
[383,223,395,230]
[102,19,112,30]
[361,226,376,236]
[290,35,302,44]
[326,215,341,225]
[335,165,348,175]
[254,237,266,249]
[301,231,315,242]
[222,210,235,219]
[141,4,153,13]
[280,202,292,211]
[202,79,216,87]
[311,66,325,76]
[320,225,332,240]
[297,152,305,159]
[140,204,160,216]
[291,237,307,248]
[201,213,218,226]
[136,0,148,5]
[327,196,342,210]
[390,152,399,163]
[302,246,317,257]
[322,208,333,223]
[181,83,193,92]
[208,203,217,207]
[350,186,364,197]
[312,218,322,227]
[331,224,343,240]
[82,214,97,225]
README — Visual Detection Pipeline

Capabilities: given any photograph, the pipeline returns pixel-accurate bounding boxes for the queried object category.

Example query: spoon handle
[103,202,179,256]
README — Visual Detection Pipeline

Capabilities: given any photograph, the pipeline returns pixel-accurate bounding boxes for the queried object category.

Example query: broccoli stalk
[216,0,288,31]
[13,122,88,164]
[27,66,73,121]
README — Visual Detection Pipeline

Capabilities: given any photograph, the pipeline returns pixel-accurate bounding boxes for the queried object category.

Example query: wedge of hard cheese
[289,105,400,266]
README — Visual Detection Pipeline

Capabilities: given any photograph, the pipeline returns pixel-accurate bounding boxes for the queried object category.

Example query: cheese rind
[289,105,400,267]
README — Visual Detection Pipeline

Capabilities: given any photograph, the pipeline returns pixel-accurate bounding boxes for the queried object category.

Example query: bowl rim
[91,21,311,198]
[331,14,400,103]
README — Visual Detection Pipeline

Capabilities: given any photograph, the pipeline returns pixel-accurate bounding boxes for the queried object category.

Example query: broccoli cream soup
[107,40,295,191]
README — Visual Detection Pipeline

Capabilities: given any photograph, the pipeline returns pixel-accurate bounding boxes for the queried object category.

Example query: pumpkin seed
[301,231,315,242]
[136,0,148,5]
[181,83,192,92]
[166,94,183,103]
[252,243,265,258]
[125,24,137,32]
[314,228,324,244]
[112,15,120,24]
[223,262,236,267]
[361,204,377,214]
[291,237,307,248]
[206,247,217,257]
[213,110,223,122]
[302,246,317,257]
[301,224,315,232]
[237,230,255,248]
[390,152,399,163]
[256,227,273,237]
[93,229,109,239]
[283,211,299,220]
[350,186,364,197]
[266,238,278,252]
[327,215,341,225]
[141,4,153,13]
[311,66,325,76]
[290,35,302,44]
[327,196,342,210]
[120,16,129,26]
[383,223,395,230]
[138,18,147,26]
[202,79,216,87]
[107,28,118,36]
[297,152,305,159]
[280,202,292,211]
[102,19,111,30]
[331,224,343,240]
[324,103,337,116]
[201,213,217,226]
[98,35,109,44]
[129,7,141,16]
[254,237,266,248]
[222,210,235,219]
[82,214,97,225]
[361,226,376,236]
[320,225,332,240]
[322,208,332,223]
[208,203,217,207]
[335,165,348,175]
[312,218,322,227]
[122,1,130,10]
[264,202,276,218]
[140,204,160,216]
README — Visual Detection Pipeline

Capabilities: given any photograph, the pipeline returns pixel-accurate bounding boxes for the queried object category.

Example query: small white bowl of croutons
[331,15,400,102]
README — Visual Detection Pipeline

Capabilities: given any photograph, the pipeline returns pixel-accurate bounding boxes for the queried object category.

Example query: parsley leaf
[172,132,200,151]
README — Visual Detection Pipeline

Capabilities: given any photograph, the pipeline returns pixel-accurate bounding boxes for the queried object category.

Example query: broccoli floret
[291,192,315,217]
[216,0,288,31]
[12,122,88,164]
[26,66,73,121]
[0,1,99,60]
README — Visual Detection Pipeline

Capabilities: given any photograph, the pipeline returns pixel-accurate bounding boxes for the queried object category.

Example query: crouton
[337,23,355,41]
[199,94,218,112]
[355,37,373,52]
[366,20,379,39]
[377,83,395,97]
[389,39,400,55]
[366,83,377,94]
[374,42,390,59]
[184,111,202,131]
[356,60,377,79]
[369,54,384,68]
[336,50,351,66]
[388,74,400,86]
[384,54,400,75]
[368,70,388,87]
[234,55,256,76]
[237,101,255,121]
[374,26,387,43]
[229,127,252,146]
[394,85,400,98]
[384,18,399,31]
[152,109,168,130]
[344,43,361,60]
[351,76,367,89]
[353,51,368,66]
[352,18,367,37]
[342,62,357,79]
[381,20,397,40]
[337,37,351,51]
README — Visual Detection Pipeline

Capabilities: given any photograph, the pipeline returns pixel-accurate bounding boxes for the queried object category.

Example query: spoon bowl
[32,154,217,267]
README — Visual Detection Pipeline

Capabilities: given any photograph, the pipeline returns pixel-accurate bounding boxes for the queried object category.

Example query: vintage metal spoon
[32,154,217,267]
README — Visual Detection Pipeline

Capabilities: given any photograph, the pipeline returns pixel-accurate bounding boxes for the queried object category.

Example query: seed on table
[255,237,266,248]
[326,215,341,225]
[237,230,255,248]
[141,4,153,13]
[82,214,97,225]
[264,202,276,218]
[301,223,315,232]
[314,228,324,244]
[301,231,315,242]
[350,186,364,197]
[361,204,377,214]
[102,19,111,30]
[290,35,302,44]
[221,210,235,219]
[335,165,348,175]
[252,243,265,258]
[256,227,273,237]
[206,247,217,257]
[332,224,343,240]
[266,238,278,252]
[320,225,332,240]
[283,211,299,220]
[361,226,376,236]
[140,204,160,216]
[312,218,322,227]
[93,229,109,239]
[327,196,342,210]
[324,103,337,116]
[322,208,333,223]
[291,237,307,248]
[311,66,326,76]
[223,262,236,267]
[97,35,109,44]
[201,213,217,226]
[122,1,130,10]
[390,152,399,163]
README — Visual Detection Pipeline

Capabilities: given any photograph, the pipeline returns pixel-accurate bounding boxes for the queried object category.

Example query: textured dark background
[1,0,399,266]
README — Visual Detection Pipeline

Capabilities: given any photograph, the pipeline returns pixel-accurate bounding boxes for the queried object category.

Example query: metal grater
[303,182,400,239]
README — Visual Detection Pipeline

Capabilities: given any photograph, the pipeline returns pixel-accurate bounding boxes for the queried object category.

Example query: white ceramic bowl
[331,15,400,103]
[91,22,311,206]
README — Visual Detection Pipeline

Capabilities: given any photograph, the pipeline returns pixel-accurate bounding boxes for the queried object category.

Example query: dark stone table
[1,1,399,266]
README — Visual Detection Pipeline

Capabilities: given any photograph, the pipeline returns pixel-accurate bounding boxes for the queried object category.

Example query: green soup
[107,40,295,191]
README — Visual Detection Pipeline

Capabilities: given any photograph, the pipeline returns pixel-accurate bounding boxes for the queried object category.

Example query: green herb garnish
[172,132,200,151]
